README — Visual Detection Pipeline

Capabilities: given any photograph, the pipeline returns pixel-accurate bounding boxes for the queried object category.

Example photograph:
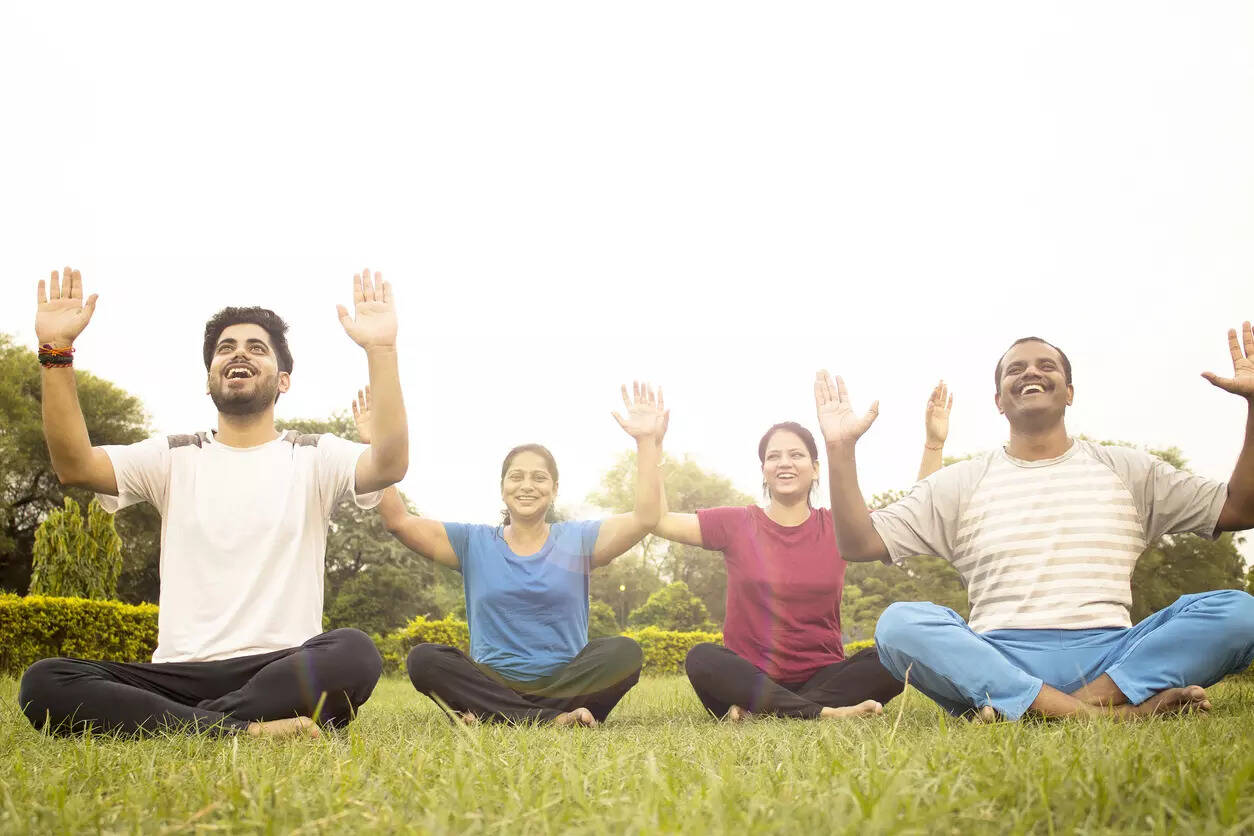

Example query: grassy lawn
[3,674,1254,834]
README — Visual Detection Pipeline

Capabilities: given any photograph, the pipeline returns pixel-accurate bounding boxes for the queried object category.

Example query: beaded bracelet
[38,344,75,368]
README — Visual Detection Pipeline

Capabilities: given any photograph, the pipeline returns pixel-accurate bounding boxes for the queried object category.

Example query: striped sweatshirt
[870,440,1227,633]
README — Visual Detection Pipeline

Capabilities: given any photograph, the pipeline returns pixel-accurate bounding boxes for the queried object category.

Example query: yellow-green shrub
[376,615,470,673]
[624,626,724,674]
[844,638,875,656]
[0,595,158,677]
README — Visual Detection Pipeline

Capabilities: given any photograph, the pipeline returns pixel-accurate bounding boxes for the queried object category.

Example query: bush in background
[29,498,123,600]
[0,595,158,677]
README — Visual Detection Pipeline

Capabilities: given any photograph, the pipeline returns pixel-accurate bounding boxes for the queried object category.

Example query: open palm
[814,370,879,448]
[36,267,97,346]
[351,386,373,444]
[337,269,398,350]
[925,381,953,445]
[1202,321,1254,401]
[612,382,668,440]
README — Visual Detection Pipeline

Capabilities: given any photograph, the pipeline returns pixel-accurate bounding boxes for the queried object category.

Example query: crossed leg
[18,628,382,736]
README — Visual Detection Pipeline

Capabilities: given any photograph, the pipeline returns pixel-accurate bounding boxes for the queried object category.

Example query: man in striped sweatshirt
[814,327,1254,720]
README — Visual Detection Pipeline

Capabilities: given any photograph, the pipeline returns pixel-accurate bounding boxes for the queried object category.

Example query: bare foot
[554,708,597,728]
[970,705,998,724]
[726,705,749,723]
[1124,686,1211,717]
[458,712,480,727]
[246,717,320,739]
[819,700,883,719]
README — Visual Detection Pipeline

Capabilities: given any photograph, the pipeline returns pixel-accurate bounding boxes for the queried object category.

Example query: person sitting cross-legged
[815,329,1254,721]
[355,382,665,727]
[18,267,409,738]
[656,382,952,722]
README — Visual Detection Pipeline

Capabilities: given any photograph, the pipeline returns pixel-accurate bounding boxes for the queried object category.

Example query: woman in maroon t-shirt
[653,384,951,720]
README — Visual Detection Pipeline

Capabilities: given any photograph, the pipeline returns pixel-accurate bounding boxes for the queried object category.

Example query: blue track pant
[874,590,1254,720]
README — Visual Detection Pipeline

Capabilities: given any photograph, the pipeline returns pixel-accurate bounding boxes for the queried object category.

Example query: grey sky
[2,3,1252,562]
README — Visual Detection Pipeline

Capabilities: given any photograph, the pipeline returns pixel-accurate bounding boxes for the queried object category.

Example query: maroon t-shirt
[697,505,846,683]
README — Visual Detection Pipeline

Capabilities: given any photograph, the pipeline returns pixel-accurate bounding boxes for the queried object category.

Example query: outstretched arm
[918,380,951,481]
[338,269,408,494]
[353,388,457,568]
[815,370,890,563]
[1203,321,1254,531]
[37,267,117,494]
[592,382,667,568]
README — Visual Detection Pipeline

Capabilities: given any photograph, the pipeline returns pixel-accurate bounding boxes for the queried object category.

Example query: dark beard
[208,376,279,416]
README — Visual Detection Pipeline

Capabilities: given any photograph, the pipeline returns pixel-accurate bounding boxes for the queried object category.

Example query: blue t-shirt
[444,520,602,680]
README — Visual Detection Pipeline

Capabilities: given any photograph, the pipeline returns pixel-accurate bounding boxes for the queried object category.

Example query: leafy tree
[628,581,716,631]
[29,497,123,599]
[588,599,621,638]
[0,334,156,597]
[589,551,663,629]
[277,412,464,627]
[588,451,753,621]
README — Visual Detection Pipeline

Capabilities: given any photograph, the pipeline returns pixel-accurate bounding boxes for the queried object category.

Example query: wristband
[38,344,74,368]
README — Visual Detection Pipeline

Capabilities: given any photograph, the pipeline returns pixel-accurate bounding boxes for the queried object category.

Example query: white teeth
[1021,384,1044,395]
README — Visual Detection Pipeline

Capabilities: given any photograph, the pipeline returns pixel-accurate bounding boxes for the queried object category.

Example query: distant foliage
[0,333,154,599]
[0,595,158,676]
[588,599,621,639]
[628,581,716,632]
[29,497,122,600]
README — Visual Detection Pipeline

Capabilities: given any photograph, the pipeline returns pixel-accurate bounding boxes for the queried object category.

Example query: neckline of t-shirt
[752,504,816,531]
[999,438,1079,469]
[204,430,291,452]
[497,523,557,559]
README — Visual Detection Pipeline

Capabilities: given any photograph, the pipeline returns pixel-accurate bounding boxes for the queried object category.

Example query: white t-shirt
[870,440,1227,633]
[98,430,381,663]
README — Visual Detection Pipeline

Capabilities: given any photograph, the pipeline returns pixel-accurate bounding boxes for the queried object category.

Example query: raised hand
[351,385,373,444]
[814,370,879,449]
[612,381,669,441]
[36,267,98,347]
[925,381,953,447]
[1202,322,1254,402]
[337,269,397,350]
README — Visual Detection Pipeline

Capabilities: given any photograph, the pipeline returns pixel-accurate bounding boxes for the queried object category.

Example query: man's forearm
[365,346,408,481]
[632,437,662,528]
[41,365,95,483]
[918,443,944,482]
[1220,400,1254,530]
[826,444,889,562]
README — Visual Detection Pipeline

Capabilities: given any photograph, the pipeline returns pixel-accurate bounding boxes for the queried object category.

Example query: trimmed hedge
[0,597,879,680]
[372,619,877,676]
[0,594,159,677]
[623,626,724,674]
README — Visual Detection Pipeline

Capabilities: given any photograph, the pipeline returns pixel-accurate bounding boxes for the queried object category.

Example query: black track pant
[17,628,383,736]
[407,636,643,724]
[684,642,904,719]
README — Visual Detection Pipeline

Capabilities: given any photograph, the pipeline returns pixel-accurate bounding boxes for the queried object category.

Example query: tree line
[2,331,1250,638]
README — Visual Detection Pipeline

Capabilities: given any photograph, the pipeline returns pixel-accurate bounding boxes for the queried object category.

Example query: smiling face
[206,323,290,416]
[500,450,557,523]
[994,339,1073,429]
[761,429,819,503]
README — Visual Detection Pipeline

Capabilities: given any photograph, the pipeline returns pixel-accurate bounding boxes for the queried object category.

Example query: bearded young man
[19,267,408,738]
[814,329,1254,721]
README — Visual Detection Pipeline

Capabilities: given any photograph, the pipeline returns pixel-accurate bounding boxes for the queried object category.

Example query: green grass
[3,675,1254,834]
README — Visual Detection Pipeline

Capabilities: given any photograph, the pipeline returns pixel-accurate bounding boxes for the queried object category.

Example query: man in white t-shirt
[19,266,408,738]
[813,328,1254,720]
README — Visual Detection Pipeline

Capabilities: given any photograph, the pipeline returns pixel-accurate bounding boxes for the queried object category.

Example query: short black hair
[994,337,1071,389]
[202,307,293,374]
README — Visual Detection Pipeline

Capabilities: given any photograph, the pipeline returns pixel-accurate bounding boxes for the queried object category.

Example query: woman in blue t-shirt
[354,382,667,727]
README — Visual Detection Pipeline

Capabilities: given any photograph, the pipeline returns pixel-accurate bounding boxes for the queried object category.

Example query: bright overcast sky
[2,3,1253,560]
